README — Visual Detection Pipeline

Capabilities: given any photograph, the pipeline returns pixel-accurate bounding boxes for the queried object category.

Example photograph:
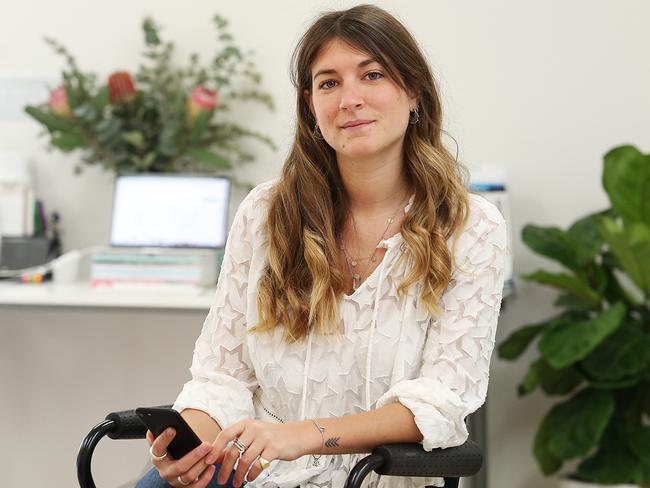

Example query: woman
[138,4,507,488]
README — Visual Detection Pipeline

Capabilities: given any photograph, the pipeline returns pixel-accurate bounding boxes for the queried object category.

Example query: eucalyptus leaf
[188,110,212,144]
[93,86,109,111]
[538,303,626,369]
[24,106,75,132]
[122,131,145,149]
[51,132,86,151]
[186,147,231,168]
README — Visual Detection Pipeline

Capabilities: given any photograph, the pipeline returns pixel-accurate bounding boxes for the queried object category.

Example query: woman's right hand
[147,428,216,487]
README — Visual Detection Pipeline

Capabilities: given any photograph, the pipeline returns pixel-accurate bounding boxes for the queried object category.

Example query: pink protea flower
[107,71,137,104]
[48,85,72,118]
[186,86,218,124]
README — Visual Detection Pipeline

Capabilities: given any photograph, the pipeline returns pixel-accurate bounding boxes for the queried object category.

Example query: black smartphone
[136,407,203,460]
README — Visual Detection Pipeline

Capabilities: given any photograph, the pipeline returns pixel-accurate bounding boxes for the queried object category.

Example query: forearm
[181,408,222,443]
[293,402,423,456]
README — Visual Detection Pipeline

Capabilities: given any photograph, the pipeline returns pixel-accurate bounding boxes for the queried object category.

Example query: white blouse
[173,179,508,488]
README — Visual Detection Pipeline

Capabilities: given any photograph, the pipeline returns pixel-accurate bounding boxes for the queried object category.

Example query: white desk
[1,281,216,487]
[0,281,216,309]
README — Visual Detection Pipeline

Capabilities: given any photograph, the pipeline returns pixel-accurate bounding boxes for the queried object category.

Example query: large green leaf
[523,270,601,306]
[603,145,650,227]
[538,360,583,396]
[614,399,650,465]
[498,323,547,360]
[568,210,610,263]
[580,326,650,382]
[533,421,562,475]
[599,217,650,297]
[543,389,615,461]
[519,357,583,397]
[576,443,640,484]
[518,358,542,396]
[522,225,582,271]
[553,293,598,312]
[538,303,626,369]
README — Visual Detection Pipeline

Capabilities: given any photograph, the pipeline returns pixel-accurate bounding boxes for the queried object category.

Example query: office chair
[77,405,483,488]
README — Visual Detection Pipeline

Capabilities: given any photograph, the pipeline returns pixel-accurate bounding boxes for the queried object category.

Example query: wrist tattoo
[325,437,340,448]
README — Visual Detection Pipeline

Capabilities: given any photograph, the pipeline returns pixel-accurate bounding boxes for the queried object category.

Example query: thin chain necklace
[341,192,408,292]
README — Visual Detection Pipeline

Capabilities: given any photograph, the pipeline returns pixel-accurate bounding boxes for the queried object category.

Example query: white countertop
[0,281,216,310]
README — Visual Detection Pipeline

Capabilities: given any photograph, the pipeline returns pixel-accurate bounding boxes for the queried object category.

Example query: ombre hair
[253,4,469,342]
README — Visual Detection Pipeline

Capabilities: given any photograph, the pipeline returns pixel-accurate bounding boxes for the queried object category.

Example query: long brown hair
[253,4,469,343]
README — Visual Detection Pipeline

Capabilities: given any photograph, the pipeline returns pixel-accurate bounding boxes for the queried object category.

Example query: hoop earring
[409,106,419,125]
[313,122,324,140]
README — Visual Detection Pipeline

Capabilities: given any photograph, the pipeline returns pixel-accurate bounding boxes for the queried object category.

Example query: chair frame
[77,406,482,488]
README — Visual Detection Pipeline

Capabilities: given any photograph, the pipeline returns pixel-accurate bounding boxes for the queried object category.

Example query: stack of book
[90,250,217,288]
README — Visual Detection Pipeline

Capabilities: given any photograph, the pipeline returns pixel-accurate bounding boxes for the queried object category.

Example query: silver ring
[233,437,248,455]
[244,459,256,483]
[177,475,191,486]
[149,445,167,461]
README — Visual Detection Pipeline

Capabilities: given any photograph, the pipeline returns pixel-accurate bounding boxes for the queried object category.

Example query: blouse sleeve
[375,196,508,450]
[172,186,263,430]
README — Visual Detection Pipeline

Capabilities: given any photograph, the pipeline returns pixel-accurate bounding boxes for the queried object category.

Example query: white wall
[2,1,649,487]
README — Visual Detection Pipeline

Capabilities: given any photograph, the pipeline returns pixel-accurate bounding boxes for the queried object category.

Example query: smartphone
[136,407,203,460]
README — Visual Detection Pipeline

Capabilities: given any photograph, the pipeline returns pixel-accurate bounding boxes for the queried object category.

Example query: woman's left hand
[206,419,314,487]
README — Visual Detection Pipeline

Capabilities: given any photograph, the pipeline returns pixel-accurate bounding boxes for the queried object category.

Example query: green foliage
[25,15,275,176]
[538,303,625,369]
[498,145,650,484]
[534,389,614,467]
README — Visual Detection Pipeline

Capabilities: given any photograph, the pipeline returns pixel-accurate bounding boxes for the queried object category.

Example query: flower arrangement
[25,16,274,175]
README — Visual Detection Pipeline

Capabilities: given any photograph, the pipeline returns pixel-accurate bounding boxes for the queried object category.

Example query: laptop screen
[109,175,230,249]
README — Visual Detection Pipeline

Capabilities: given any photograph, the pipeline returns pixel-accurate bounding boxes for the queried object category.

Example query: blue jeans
[136,465,235,487]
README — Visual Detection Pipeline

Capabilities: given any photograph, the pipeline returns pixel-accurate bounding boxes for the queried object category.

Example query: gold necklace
[341,193,408,292]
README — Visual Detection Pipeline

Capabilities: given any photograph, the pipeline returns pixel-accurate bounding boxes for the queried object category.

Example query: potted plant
[498,145,650,487]
[24,15,274,178]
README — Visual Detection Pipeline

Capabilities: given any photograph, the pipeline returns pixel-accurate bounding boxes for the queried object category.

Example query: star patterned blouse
[173,179,508,488]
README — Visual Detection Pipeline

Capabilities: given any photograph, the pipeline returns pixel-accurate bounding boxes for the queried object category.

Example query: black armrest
[344,441,482,488]
[105,405,171,440]
[374,442,482,477]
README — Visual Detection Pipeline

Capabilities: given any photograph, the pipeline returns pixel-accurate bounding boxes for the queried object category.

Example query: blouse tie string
[365,243,392,412]
[299,327,315,421]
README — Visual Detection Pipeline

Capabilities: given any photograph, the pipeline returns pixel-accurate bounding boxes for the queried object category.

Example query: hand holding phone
[136,407,203,459]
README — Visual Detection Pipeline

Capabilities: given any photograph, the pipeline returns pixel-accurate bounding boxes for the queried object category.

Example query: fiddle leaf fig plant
[499,145,650,486]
